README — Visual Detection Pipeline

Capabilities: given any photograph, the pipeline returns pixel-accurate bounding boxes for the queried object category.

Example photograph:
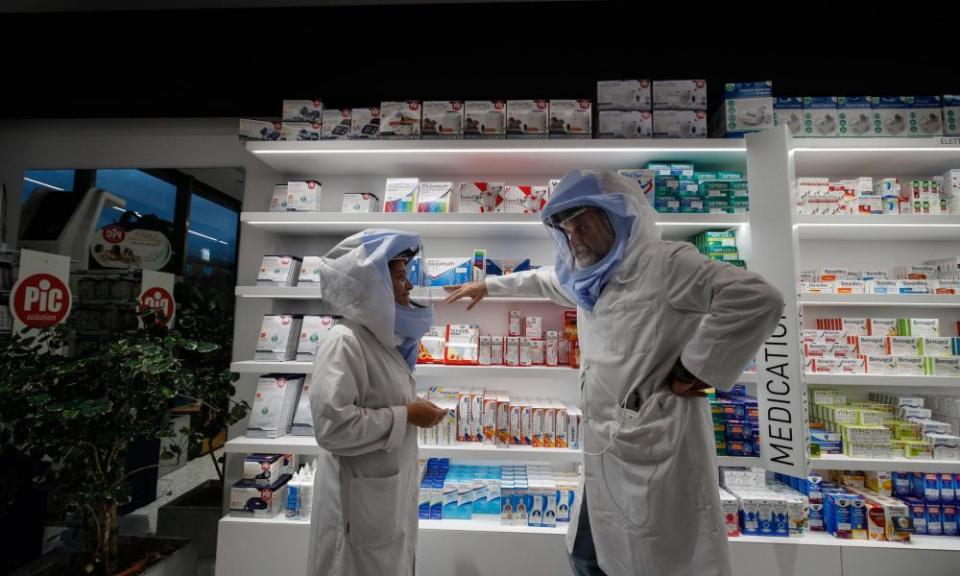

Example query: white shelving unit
[810,454,960,474]
[220,134,960,576]
[796,214,960,241]
[239,211,747,241]
[805,374,960,389]
[717,456,762,468]
[799,294,960,308]
[245,138,746,177]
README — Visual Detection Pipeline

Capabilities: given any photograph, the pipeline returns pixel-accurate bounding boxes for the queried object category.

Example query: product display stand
[216,135,960,576]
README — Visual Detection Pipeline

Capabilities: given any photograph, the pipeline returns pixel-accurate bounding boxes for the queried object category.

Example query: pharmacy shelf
[239,212,748,240]
[419,444,582,463]
[796,215,960,241]
[810,454,960,474]
[234,285,552,303]
[419,518,568,535]
[220,514,568,535]
[246,138,746,177]
[799,294,960,308]
[717,456,762,468]
[235,286,323,299]
[225,435,318,455]
[792,137,960,178]
[231,361,313,374]
[734,532,960,551]
[805,374,960,389]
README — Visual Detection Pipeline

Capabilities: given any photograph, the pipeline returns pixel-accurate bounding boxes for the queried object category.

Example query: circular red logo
[696,80,705,89]
[341,109,350,118]
[696,111,706,119]
[410,102,420,110]
[12,273,72,328]
[308,181,317,189]
[102,225,126,244]
[452,102,463,111]
[139,286,175,324]
[495,101,505,110]
[537,100,547,109]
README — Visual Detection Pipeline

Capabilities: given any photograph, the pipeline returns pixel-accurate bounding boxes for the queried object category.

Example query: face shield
[545,205,618,272]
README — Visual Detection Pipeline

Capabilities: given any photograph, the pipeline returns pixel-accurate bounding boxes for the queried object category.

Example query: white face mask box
[298,256,322,284]
[416,182,455,213]
[838,97,873,137]
[653,110,707,138]
[341,193,380,213]
[239,119,283,141]
[653,80,707,111]
[296,316,336,362]
[464,100,506,138]
[597,79,652,111]
[598,110,653,139]
[349,107,381,139]
[282,99,323,122]
[909,96,943,137]
[269,184,289,212]
[422,101,464,139]
[322,108,352,139]
[281,122,322,141]
[944,95,960,136]
[502,186,548,213]
[549,100,593,139]
[380,101,422,139]
[774,97,804,137]
[506,100,549,139]
[457,182,505,213]
[872,97,911,137]
[257,255,302,286]
[803,97,838,137]
[384,178,420,213]
[714,82,774,137]
[256,315,302,361]
[287,181,322,212]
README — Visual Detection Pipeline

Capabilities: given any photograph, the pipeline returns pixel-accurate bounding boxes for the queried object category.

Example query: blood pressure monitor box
[549,99,592,139]
[653,110,707,138]
[652,80,707,111]
[282,99,323,122]
[380,101,422,139]
[872,97,911,137]
[464,100,506,139]
[597,79,652,111]
[322,109,351,140]
[349,107,381,139]
[803,97,839,138]
[506,100,549,139]
[422,101,464,139]
[598,110,653,139]
[838,97,873,137]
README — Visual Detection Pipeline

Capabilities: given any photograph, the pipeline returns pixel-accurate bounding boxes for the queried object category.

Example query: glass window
[187,193,237,266]
[22,169,75,202]
[94,169,177,230]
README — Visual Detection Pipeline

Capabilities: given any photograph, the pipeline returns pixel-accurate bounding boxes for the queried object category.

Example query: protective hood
[540,170,659,310]
[316,229,428,351]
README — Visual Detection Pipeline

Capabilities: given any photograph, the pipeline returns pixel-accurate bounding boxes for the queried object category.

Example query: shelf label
[941,137,960,146]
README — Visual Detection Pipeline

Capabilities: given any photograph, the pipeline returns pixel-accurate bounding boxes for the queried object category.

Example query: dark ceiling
[1,2,956,119]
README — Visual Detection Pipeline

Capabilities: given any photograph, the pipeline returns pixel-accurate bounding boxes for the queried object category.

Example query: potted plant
[0,314,226,575]
[156,284,249,560]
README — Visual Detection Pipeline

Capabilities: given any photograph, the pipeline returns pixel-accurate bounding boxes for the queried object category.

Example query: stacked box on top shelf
[596,80,653,139]
[800,265,959,295]
[652,80,708,138]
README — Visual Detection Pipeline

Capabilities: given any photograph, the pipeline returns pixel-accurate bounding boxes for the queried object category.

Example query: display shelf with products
[797,215,960,241]
[239,211,748,240]
[799,294,960,308]
[805,374,960,389]
[809,455,960,474]
[246,138,746,177]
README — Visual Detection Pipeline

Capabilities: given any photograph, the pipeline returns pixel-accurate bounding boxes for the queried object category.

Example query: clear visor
[389,244,443,306]
[545,206,617,272]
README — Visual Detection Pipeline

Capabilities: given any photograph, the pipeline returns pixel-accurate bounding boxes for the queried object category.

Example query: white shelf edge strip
[251,147,746,156]
[217,516,960,549]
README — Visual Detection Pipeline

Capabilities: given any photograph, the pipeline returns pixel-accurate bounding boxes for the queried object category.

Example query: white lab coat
[486,194,783,575]
[306,233,420,576]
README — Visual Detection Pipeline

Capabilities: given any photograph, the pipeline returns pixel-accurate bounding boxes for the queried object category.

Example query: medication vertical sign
[11,249,72,336]
[139,270,176,329]
[746,128,810,477]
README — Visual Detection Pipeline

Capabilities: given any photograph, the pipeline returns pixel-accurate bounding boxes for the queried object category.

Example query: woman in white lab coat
[307,230,446,576]
[446,171,784,576]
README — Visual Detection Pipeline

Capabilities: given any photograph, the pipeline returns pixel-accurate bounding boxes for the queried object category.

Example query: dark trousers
[568,494,608,576]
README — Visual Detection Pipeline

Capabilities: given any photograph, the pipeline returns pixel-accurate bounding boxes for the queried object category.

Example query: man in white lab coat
[446,171,783,576]
[307,230,446,576]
